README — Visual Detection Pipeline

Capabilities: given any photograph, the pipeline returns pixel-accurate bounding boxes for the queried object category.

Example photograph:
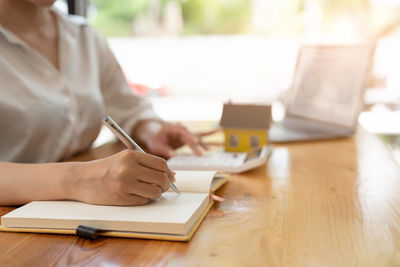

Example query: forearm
[0,161,81,205]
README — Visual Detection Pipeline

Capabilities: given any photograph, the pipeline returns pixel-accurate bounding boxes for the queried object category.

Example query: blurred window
[72,1,400,121]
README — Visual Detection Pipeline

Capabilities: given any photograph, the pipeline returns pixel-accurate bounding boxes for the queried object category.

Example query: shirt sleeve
[94,31,162,135]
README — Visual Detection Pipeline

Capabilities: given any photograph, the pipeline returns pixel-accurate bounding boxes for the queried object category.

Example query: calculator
[167,145,273,173]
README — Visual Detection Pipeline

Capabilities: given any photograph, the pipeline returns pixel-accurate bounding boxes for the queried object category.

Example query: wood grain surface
[1,129,400,267]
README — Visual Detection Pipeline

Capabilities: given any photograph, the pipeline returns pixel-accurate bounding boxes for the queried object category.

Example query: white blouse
[0,9,160,163]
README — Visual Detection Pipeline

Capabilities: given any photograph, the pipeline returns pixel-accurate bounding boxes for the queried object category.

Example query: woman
[0,0,208,206]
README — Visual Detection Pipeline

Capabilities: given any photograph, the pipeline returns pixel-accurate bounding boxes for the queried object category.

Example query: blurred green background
[89,0,252,36]
[89,0,400,40]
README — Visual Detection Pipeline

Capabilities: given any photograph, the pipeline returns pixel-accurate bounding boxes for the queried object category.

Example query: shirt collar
[0,7,87,47]
[52,7,87,38]
[53,8,87,72]
[0,24,27,46]
[0,7,89,72]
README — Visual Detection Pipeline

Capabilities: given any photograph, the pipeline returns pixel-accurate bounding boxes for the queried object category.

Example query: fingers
[133,165,170,192]
[127,181,164,199]
[133,150,175,181]
[198,128,221,150]
[173,125,220,155]
[198,139,210,151]
[175,126,203,155]
[197,128,222,137]
[117,150,174,197]
[134,151,169,172]
[148,123,219,157]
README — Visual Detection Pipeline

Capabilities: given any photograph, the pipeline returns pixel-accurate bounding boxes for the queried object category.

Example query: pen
[102,115,180,194]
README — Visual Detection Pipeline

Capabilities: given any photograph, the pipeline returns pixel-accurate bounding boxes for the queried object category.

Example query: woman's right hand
[71,149,174,206]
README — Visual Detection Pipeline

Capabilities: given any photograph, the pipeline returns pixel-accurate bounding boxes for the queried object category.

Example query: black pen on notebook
[102,115,181,194]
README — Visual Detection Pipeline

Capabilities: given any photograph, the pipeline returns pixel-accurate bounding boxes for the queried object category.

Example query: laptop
[269,45,375,143]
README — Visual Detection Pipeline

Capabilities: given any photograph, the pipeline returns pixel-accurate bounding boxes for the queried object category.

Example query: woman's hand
[72,149,174,206]
[134,120,219,159]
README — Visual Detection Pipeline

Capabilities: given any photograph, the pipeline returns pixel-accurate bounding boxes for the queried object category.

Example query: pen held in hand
[102,115,180,194]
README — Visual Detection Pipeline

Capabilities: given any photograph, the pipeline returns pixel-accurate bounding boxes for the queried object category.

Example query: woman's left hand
[134,120,219,159]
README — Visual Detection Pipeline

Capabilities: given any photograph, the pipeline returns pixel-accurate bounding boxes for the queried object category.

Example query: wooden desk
[1,129,400,266]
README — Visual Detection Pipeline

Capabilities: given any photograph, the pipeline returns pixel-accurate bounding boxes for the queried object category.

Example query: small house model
[220,103,272,152]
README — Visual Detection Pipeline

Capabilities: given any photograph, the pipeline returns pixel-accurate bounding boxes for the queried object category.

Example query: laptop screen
[286,45,375,131]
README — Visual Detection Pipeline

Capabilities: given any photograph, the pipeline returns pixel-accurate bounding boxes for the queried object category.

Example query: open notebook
[0,171,228,241]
